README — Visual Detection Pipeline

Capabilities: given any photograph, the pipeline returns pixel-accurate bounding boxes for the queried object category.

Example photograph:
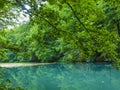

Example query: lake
[0,63,120,90]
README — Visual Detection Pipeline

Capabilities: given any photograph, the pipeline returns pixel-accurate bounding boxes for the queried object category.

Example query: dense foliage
[0,0,120,66]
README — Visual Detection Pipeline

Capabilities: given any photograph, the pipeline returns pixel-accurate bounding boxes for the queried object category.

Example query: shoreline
[0,62,113,68]
[0,63,56,68]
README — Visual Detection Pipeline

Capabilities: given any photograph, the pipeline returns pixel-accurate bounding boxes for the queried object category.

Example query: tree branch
[66,2,88,31]
[66,2,97,52]
[66,2,93,37]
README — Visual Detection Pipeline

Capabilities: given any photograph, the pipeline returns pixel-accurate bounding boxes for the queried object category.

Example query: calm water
[0,63,120,90]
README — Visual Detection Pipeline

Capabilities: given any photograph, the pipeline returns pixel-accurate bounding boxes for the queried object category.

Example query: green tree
[0,0,120,66]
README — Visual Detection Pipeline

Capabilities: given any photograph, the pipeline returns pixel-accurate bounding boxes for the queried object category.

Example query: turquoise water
[0,63,120,90]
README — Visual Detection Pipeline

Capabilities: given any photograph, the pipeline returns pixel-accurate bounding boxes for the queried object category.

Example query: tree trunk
[116,20,120,58]
[31,53,39,62]
[116,20,120,36]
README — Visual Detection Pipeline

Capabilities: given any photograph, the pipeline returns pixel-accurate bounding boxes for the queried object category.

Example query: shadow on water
[0,63,120,90]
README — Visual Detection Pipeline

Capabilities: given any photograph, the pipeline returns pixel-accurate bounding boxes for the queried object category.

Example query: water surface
[0,63,120,90]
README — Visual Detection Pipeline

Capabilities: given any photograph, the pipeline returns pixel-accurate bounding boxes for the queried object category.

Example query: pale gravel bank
[0,63,56,68]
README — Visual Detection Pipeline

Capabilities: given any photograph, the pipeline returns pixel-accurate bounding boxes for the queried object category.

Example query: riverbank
[0,63,56,68]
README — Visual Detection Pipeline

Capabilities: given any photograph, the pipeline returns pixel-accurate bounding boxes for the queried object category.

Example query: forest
[0,0,120,67]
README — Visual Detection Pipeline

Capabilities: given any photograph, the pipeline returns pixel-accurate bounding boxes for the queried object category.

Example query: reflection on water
[0,63,120,90]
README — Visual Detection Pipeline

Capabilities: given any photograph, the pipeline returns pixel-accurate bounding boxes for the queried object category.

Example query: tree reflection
[0,63,120,90]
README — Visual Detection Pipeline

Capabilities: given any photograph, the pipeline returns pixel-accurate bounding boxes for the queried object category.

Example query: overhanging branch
[66,2,93,36]
[66,2,88,31]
